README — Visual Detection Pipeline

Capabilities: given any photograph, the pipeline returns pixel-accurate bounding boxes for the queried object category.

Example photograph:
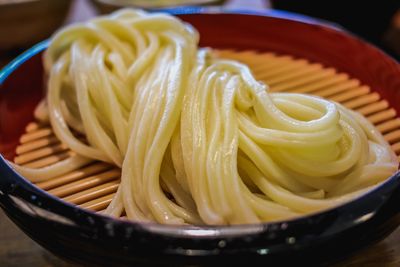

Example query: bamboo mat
[13,50,400,213]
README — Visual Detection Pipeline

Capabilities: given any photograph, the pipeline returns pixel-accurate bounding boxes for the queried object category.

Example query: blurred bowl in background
[91,0,226,13]
[0,0,71,51]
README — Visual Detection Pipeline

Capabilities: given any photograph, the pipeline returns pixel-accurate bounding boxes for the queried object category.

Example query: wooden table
[1,0,400,266]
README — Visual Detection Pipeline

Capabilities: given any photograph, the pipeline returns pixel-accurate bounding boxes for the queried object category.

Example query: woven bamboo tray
[13,50,400,214]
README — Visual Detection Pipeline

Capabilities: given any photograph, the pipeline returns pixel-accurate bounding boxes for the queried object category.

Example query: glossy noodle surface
[11,9,399,225]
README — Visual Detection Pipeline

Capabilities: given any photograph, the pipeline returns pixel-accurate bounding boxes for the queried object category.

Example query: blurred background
[0,0,400,266]
[0,0,399,67]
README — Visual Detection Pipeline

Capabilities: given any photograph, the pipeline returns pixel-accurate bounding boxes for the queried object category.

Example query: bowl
[1,8,400,267]
[0,0,71,51]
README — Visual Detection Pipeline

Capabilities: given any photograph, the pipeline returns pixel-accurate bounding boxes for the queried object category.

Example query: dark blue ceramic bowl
[1,9,400,267]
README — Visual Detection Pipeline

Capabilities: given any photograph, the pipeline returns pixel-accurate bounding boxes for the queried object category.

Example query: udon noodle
[12,9,398,225]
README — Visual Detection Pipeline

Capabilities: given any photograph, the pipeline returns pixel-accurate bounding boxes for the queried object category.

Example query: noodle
[10,9,398,225]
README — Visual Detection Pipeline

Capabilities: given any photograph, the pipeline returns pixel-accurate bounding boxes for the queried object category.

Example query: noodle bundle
[12,9,398,225]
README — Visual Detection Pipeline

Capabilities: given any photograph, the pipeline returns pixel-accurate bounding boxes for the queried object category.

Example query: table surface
[1,0,400,266]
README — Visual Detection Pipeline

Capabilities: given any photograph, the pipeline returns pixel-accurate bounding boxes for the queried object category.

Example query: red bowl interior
[1,12,400,160]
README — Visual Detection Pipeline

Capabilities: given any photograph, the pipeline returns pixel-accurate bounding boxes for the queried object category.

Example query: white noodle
[14,9,398,225]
